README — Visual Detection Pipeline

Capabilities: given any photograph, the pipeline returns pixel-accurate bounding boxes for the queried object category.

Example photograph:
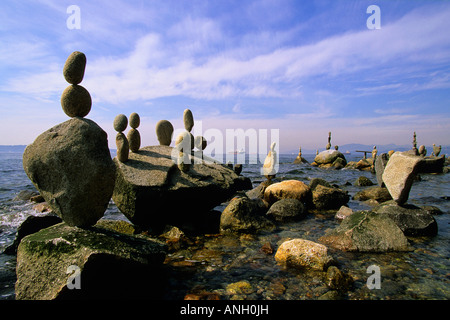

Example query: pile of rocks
[18,52,168,300]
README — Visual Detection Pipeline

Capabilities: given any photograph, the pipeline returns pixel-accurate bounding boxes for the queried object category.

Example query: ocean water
[0,151,449,300]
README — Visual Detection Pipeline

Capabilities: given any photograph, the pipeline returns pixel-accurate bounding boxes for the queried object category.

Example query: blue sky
[1,0,449,152]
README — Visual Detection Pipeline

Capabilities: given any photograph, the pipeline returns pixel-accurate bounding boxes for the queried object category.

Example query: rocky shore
[6,52,448,300]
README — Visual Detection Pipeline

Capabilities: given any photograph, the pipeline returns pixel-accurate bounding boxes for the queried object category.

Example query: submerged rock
[275,238,334,271]
[22,117,116,227]
[373,200,438,236]
[319,211,409,252]
[15,222,167,300]
[112,145,245,232]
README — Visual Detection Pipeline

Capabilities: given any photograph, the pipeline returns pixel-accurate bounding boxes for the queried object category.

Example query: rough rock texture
[3,214,62,255]
[382,152,424,205]
[63,51,86,85]
[373,200,438,236]
[22,118,116,227]
[266,198,306,222]
[112,145,247,232]
[275,238,334,271]
[60,85,92,118]
[264,180,312,206]
[15,222,167,300]
[353,186,392,203]
[375,153,389,187]
[220,197,275,233]
[311,185,349,210]
[319,211,409,252]
[314,150,347,169]
[335,206,353,221]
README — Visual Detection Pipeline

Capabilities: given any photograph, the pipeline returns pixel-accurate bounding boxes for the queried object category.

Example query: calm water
[0,151,449,300]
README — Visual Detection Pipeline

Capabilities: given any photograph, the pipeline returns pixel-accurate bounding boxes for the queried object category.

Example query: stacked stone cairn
[127,112,141,152]
[23,51,116,227]
[174,109,195,172]
[114,114,130,162]
[18,52,167,300]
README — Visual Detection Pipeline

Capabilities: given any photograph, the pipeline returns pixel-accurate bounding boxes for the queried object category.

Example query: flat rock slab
[112,145,245,231]
[15,222,167,300]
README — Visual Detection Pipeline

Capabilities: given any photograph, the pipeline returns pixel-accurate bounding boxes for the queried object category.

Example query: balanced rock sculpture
[61,51,91,118]
[23,51,116,227]
[127,112,141,152]
[114,114,129,162]
[262,142,277,180]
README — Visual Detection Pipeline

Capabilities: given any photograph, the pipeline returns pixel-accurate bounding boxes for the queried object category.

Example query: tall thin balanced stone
[114,114,129,162]
[183,109,194,132]
[127,112,141,152]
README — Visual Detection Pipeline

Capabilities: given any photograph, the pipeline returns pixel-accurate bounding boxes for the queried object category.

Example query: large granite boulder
[22,118,116,227]
[372,200,438,236]
[112,145,247,232]
[382,152,424,205]
[319,211,409,252]
[15,222,167,300]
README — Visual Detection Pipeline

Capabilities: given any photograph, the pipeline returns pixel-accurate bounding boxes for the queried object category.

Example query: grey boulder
[22,118,116,227]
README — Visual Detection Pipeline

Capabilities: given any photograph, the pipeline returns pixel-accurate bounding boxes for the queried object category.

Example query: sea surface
[0,151,449,300]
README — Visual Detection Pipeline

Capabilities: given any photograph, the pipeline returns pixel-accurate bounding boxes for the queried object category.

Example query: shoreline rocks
[15,222,167,300]
[275,239,334,271]
[372,200,438,236]
[319,211,409,252]
[112,145,248,233]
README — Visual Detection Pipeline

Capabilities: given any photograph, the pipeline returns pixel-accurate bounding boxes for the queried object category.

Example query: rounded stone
[116,132,129,162]
[63,51,86,85]
[129,112,140,129]
[155,120,174,146]
[127,128,141,153]
[61,85,92,118]
[183,109,194,132]
[113,114,128,132]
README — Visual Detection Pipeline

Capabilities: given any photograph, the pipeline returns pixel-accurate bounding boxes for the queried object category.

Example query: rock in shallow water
[372,200,438,236]
[22,117,116,227]
[220,197,275,233]
[319,211,409,252]
[15,222,167,300]
[275,238,334,271]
